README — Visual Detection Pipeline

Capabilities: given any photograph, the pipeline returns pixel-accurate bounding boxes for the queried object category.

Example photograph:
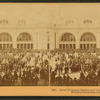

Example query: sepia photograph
[50,4,100,86]
[0,4,49,86]
[1,3,100,96]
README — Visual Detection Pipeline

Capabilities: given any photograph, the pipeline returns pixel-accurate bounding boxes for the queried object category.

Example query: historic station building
[0,4,49,50]
[0,19,49,50]
[1,18,100,51]
[50,18,100,50]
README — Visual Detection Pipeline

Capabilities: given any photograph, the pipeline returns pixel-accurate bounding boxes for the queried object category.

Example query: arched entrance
[80,32,96,49]
[17,32,33,49]
[0,32,13,49]
[59,33,76,49]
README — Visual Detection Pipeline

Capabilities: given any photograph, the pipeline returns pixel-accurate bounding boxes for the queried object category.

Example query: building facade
[50,18,100,50]
[1,18,100,51]
[0,19,49,50]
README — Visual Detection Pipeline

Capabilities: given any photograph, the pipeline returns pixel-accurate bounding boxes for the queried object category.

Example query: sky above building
[50,3,100,25]
[0,3,49,25]
[0,3,100,26]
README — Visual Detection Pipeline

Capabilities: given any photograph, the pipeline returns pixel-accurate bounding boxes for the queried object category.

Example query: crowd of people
[50,49,100,86]
[0,49,49,86]
[1,47,100,86]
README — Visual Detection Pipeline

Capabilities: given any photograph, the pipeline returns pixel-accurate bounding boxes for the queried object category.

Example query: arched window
[59,33,76,49]
[61,33,75,42]
[0,33,12,42]
[83,19,92,24]
[0,20,8,24]
[17,32,31,42]
[80,32,96,42]
[66,20,74,25]
[17,32,33,49]
[0,32,12,49]
[80,32,96,49]
[17,19,26,26]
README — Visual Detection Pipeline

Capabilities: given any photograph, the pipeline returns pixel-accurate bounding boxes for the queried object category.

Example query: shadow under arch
[0,32,13,42]
[59,32,76,42]
[80,32,96,42]
[17,32,33,42]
